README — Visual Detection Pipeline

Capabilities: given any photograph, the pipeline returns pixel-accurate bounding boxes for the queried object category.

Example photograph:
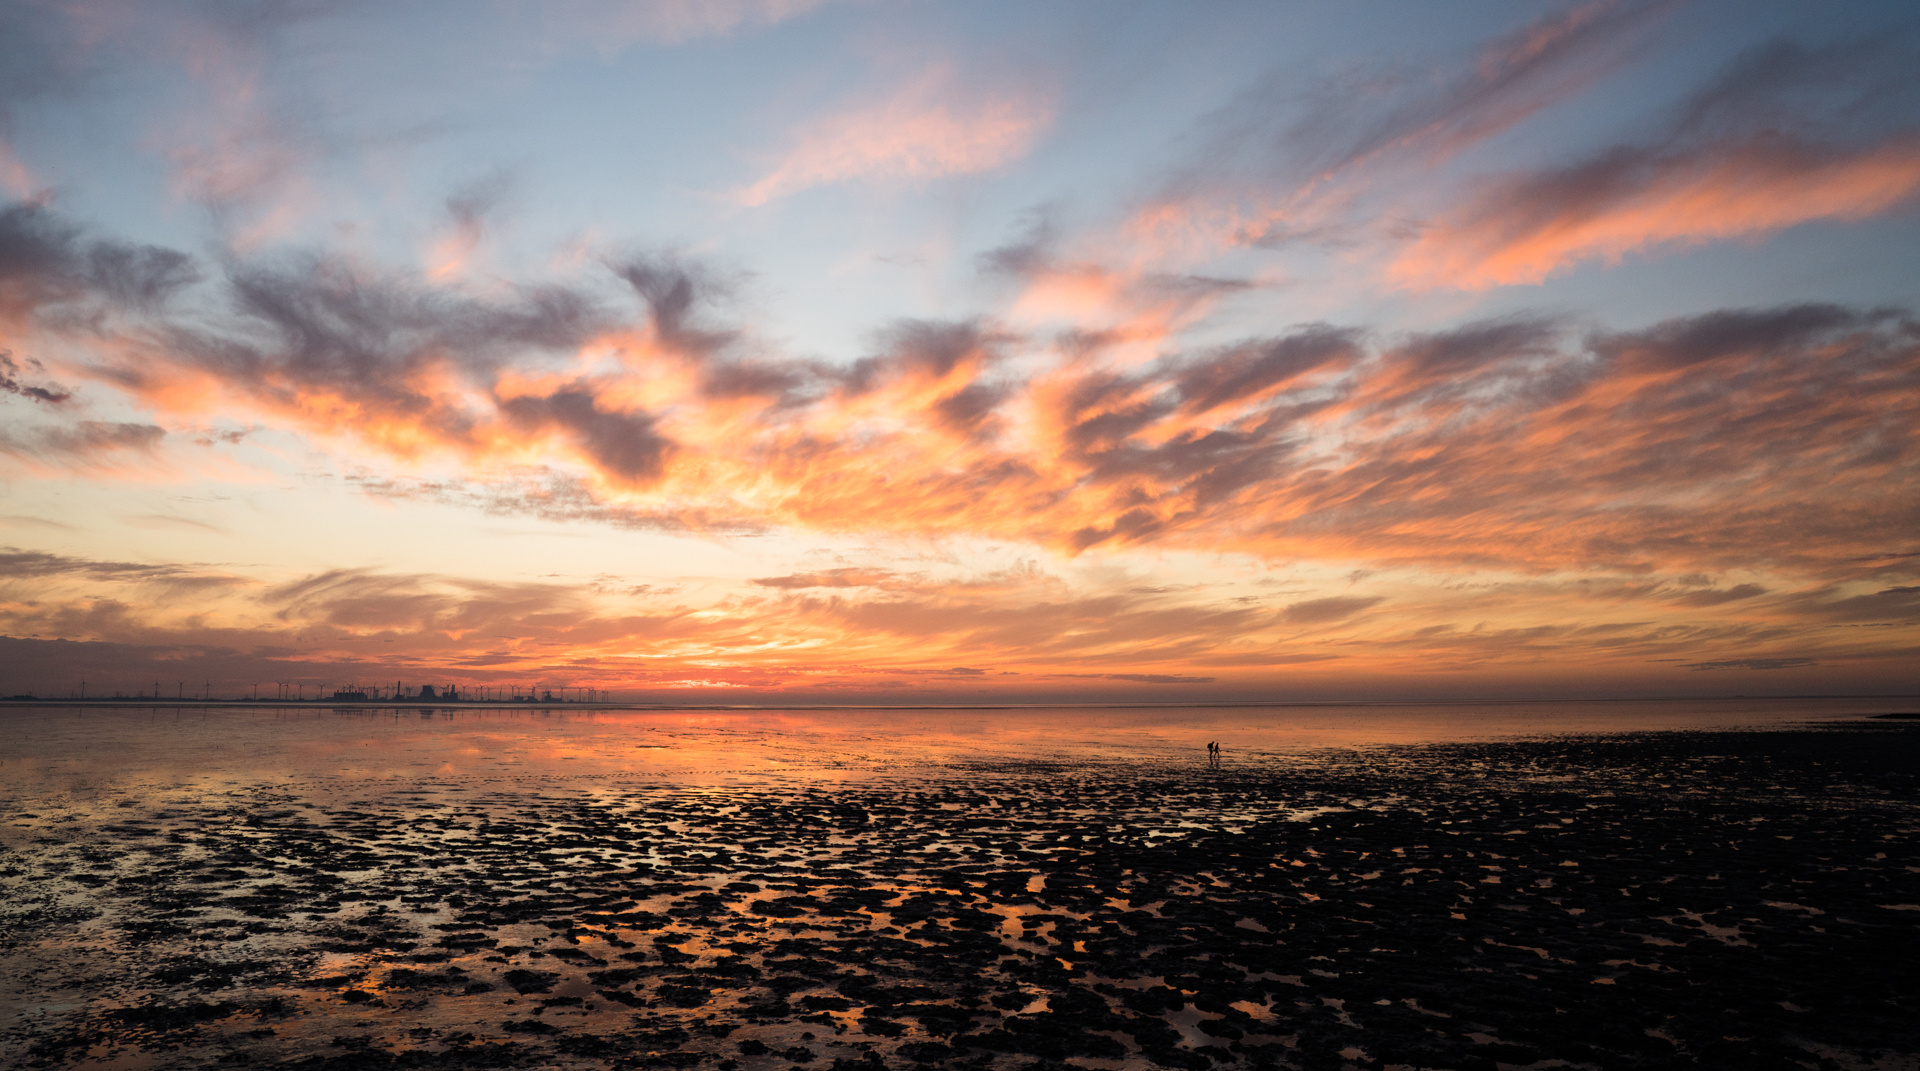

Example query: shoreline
[2,693,1918,712]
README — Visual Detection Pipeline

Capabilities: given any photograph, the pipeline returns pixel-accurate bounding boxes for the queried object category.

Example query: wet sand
[2,713,1917,1070]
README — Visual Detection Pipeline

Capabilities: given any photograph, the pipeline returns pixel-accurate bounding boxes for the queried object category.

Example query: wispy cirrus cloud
[734,65,1054,206]
[1393,33,1920,288]
[1127,0,1671,259]
[0,419,165,464]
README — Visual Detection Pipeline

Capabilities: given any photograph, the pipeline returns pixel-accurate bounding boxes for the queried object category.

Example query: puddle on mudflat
[1,707,1916,1069]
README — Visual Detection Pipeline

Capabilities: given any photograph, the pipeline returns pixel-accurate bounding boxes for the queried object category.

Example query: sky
[1,0,1917,703]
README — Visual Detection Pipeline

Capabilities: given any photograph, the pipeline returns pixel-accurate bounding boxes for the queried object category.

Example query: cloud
[1173,327,1359,415]
[0,548,242,602]
[427,172,515,281]
[1282,596,1385,625]
[0,202,200,325]
[1672,583,1768,608]
[0,351,69,404]
[46,201,1916,580]
[1680,657,1817,671]
[498,386,673,485]
[0,548,192,583]
[1393,134,1920,289]
[1131,0,1672,254]
[265,568,591,636]
[1394,34,1920,288]
[752,568,903,590]
[1061,672,1217,685]
[735,66,1053,206]
[5,197,1916,604]
[0,420,165,462]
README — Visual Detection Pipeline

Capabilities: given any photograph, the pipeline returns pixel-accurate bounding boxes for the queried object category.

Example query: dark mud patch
[2,724,1916,1069]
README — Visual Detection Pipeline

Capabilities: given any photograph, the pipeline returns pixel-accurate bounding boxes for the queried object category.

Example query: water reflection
[0,697,1888,801]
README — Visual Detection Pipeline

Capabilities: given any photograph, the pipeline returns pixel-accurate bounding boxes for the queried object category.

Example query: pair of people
[1206,740,1223,766]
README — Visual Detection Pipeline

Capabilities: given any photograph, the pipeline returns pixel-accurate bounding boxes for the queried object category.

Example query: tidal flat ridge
[2,723,1917,1070]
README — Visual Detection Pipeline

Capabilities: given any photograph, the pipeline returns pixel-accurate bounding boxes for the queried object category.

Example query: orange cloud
[5,205,1917,700]
[1116,0,1668,267]
[56,243,1916,583]
[5,543,1917,700]
[735,67,1052,206]
[1393,135,1920,289]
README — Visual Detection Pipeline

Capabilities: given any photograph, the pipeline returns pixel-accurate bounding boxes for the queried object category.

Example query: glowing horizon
[1,0,1917,702]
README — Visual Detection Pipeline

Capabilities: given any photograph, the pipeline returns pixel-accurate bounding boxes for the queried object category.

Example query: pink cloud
[1393,135,1920,289]
[735,66,1053,206]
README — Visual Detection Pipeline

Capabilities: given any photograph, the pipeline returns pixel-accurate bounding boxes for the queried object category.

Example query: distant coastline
[3,694,1917,712]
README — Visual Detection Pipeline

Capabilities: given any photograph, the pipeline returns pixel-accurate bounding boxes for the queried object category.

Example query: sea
[2,695,1903,800]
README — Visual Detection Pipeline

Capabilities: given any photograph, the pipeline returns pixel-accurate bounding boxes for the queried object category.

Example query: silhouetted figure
[1206,740,1221,768]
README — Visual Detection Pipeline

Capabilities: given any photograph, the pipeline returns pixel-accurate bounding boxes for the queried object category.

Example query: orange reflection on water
[0,697,1889,802]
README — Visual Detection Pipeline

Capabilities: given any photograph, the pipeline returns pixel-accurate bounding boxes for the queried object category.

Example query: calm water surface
[0,696,1901,801]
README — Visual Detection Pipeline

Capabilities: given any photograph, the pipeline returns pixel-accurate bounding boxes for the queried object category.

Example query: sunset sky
[1,0,1917,702]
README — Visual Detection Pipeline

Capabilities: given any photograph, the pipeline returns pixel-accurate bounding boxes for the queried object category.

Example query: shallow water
[0,696,1900,799]
[2,700,1916,1070]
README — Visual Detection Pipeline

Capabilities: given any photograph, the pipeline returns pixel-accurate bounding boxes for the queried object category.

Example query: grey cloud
[1779,585,1920,624]
[0,548,242,598]
[499,386,672,484]
[1165,0,1672,242]
[933,381,1011,438]
[0,203,89,317]
[1593,304,1885,372]
[701,360,820,406]
[752,568,903,590]
[1673,583,1768,608]
[849,320,1002,392]
[1680,657,1817,671]
[1674,33,1920,145]
[1174,326,1359,414]
[350,473,759,536]
[443,170,516,253]
[218,254,603,380]
[109,251,612,453]
[0,420,164,460]
[1423,28,1920,289]
[1060,672,1216,685]
[85,242,200,310]
[0,548,186,582]
[265,568,587,634]
[0,351,69,404]
[978,207,1059,278]
[0,203,200,322]
[842,319,1014,438]
[1389,317,1562,380]
[1281,596,1384,624]
[613,256,737,358]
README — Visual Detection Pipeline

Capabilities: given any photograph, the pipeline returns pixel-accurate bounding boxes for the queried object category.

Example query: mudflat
[2,721,1916,1070]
